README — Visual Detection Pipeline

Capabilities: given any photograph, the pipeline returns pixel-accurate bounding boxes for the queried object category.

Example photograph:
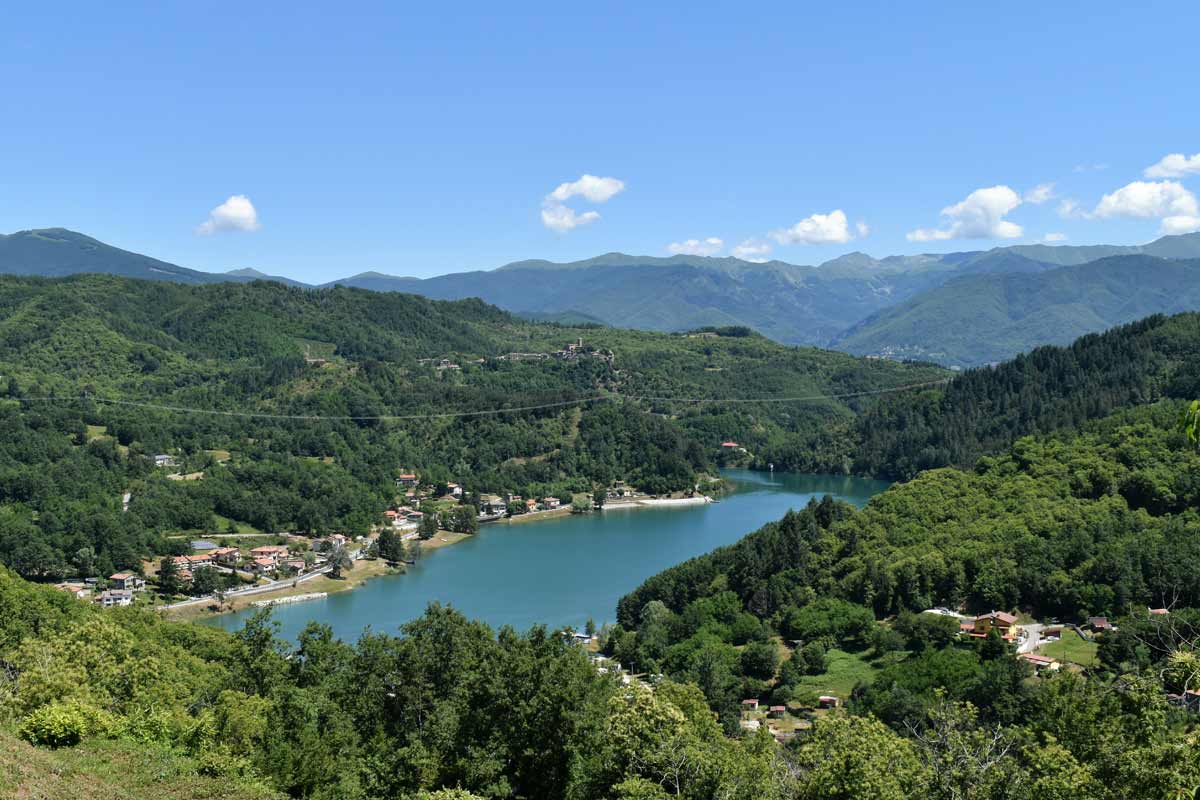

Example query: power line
[13,378,951,422]
[625,378,952,405]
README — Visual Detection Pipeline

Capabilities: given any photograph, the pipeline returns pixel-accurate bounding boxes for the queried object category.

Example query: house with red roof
[109,572,146,592]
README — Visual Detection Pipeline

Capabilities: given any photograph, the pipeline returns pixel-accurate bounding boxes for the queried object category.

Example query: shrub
[19,701,107,748]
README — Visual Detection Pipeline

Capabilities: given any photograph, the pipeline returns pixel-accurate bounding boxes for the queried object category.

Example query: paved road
[1017,623,1044,654]
[158,548,365,611]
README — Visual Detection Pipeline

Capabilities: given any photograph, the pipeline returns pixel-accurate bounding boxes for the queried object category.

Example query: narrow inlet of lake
[204,470,890,641]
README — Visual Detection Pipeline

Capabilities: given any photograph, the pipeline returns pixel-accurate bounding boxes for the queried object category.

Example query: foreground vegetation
[0,396,1198,797]
[6,281,1200,798]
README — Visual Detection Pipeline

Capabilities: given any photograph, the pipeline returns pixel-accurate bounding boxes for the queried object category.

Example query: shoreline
[166,529,476,621]
[169,494,718,622]
[601,495,714,510]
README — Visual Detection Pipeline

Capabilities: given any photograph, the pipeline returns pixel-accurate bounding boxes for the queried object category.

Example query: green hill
[849,311,1200,478]
[9,227,1200,363]
[0,228,296,286]
[0,273,944,580]
[833,255,1200,367]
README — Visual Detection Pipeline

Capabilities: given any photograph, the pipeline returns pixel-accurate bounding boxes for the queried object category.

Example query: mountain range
[4,226,1200,367]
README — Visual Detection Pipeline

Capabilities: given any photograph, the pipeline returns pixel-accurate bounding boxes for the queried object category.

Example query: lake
[204,470,890,641]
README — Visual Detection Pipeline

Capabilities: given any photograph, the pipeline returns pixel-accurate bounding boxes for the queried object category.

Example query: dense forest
[592,398,1200,798]
[7,275,1200,798]
[844,312,1200,479]
[0,274,942,579]
[6,399,1200,798]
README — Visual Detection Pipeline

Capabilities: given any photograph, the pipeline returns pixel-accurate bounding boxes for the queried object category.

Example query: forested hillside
[6,399,1200,799]
[9,227,1200,359]
[602,399,1200,798]
[834,256,1200,366]
[845,312,1200,479]
[0,273,942,580]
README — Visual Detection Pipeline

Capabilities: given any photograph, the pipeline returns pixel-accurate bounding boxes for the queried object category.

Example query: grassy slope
[1037,630,1099,667]
[787,648,908,702]
[0,729,281,800]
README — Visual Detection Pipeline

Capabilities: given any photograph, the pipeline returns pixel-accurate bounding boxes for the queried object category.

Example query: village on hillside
[728,606,1131,744]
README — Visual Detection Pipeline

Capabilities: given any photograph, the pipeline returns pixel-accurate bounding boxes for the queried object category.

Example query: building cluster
[477,493,562,518]
[494,339,615,366]
[738,697,814,743]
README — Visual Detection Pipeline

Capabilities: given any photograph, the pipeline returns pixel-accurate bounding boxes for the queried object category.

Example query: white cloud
[1072,163,1109,174]
[1161,216,1200,235]
[906,185,1024,242]
[771,209,854,245]
[548,174,626,204]
[1042,232,1068,242]
[855,220,871,237]
[540,205,600,233]
[1093,180,1198,218]
[1024,183,1056,204]
[732,239,772,263]
[196,195,260,235]
[541,174,625,232]
[1144,153,1200,179]
[667,237,723,256]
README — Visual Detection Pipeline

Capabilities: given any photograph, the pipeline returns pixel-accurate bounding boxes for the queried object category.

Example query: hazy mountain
[0,228,303,287]
[0,228,219,283]
[832,255,1200,367]
[223,267,308,287]
[5,226,1200,361]
[330,256,965,346]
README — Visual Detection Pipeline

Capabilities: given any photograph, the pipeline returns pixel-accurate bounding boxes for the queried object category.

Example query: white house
[96,589,134,607]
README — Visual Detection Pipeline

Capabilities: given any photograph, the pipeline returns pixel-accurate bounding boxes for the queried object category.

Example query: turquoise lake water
[204,470,890,641]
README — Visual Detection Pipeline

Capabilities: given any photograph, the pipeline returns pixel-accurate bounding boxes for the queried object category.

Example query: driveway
[1017,623,1044,654]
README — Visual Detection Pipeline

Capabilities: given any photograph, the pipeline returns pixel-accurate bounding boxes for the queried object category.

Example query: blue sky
[2,1,1199,281]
